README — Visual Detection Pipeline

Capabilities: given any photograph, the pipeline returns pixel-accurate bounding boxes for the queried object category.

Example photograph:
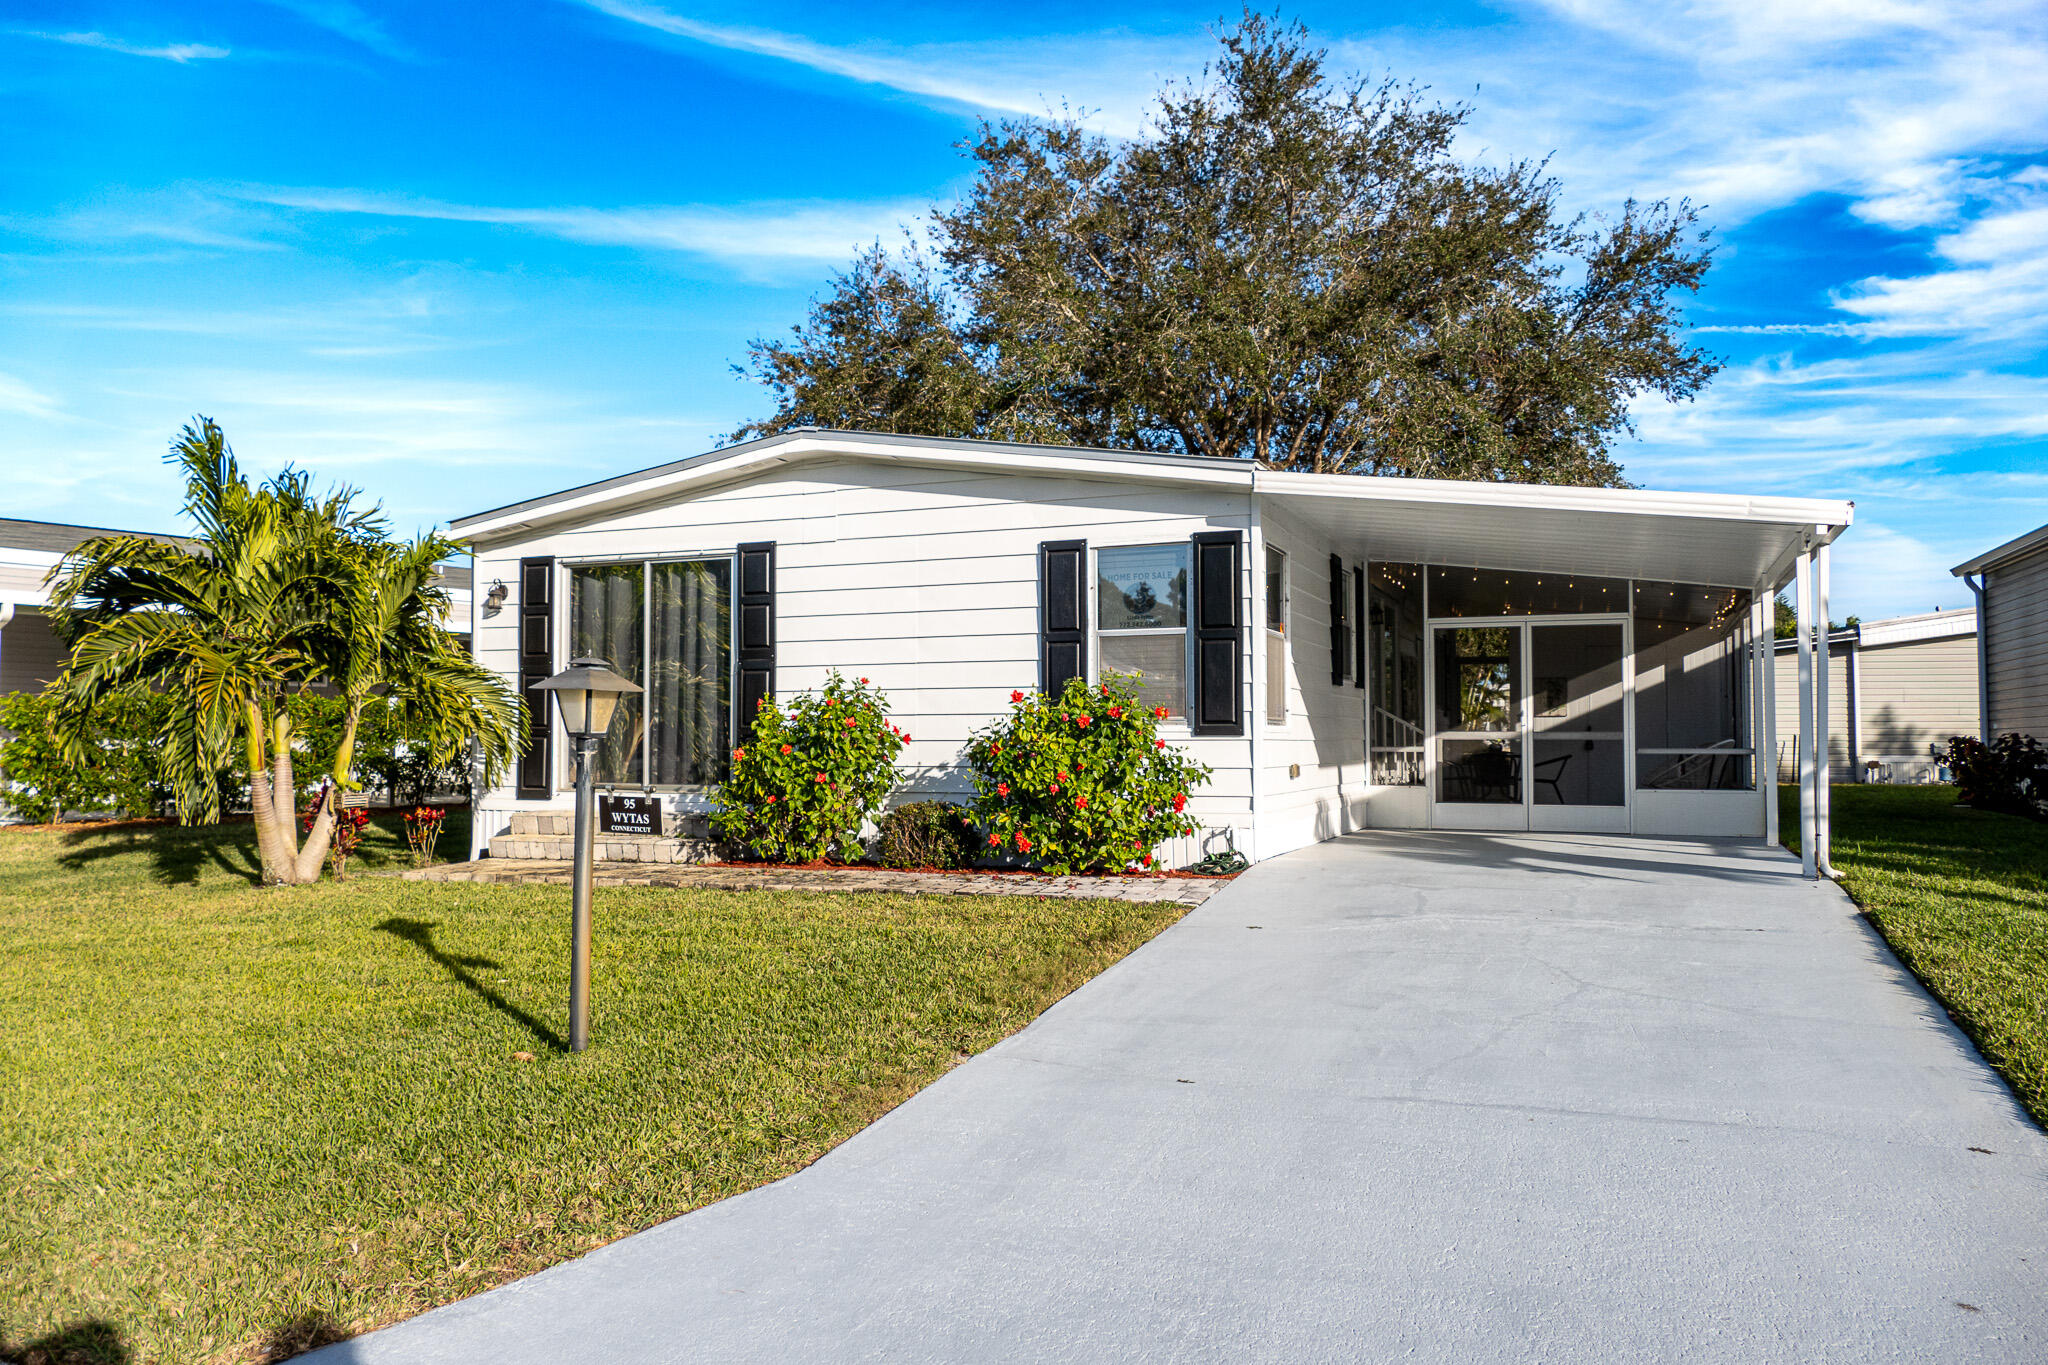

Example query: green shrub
[873,800,975,869]
[1946,733,2047,819]
[967,675,1210,874]
[289,693,468,808]
[0,689,171,824]
[711,672,908,863]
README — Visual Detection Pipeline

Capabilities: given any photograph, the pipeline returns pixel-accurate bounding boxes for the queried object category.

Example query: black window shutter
[1329,553,1348,685]
[1353,566,1367,689]
[1190,531,1243,736]
[516,556,554,798]
[736,541,776,741]
[1039,540,1087,696]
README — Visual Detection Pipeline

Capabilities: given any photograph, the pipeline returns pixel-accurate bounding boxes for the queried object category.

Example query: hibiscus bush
[710,672,909,862]
[967,675,1210,874]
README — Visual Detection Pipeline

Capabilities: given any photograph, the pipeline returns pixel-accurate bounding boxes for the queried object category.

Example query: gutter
[1965,573,1991,743]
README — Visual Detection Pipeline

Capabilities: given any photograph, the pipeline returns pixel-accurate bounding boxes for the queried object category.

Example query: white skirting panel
[1363,784,1429,829]
[1632,788,1765,838]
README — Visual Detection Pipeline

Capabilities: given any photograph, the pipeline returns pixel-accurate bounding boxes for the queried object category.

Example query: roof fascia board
[1252,469,1853,532]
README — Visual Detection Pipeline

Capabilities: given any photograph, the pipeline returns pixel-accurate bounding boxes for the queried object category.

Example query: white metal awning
[1254,471,1851,593]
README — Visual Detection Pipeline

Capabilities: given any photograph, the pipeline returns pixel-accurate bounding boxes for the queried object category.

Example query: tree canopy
[735,14,1719,486]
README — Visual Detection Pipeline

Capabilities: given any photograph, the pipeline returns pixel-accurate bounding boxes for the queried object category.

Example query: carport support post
[1814,538,1833,875]
[1794,546,1818,879]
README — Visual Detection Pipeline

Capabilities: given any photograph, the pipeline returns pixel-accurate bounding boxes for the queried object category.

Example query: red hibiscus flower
[860,677,869,683]
[1057,770,1070,782]
[844,718,856,728]
[1154,739,1166,749]
[1107,706,1122,718]
[1143,854,1154,867]
[901,733,912,742]
[1015,832,1032,852]
[1172,792,1188,812]
[826,697,838,706]
[815,772,827,782]
[991,742,1001,755]
[1101,683,1111,696]
[1049,784,1060,795]
[1075,797,1088,809]
[997,783,1010,797]
[780,743,793,754]
[1011,690,1025,704]
[733,748,746,760]
[766,795,778,804]
[1076,715,1091,727]
[1154,706,1168,718]
[989,833,1003,847]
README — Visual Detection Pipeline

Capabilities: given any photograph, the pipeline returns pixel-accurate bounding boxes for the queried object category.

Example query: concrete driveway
[315,833,2048,1363]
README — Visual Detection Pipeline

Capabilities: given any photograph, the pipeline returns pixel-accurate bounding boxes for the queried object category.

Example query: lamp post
[530,657,642,1053]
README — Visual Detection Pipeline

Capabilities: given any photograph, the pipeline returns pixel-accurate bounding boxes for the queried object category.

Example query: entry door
[1527,621,1630,833]
[1429,618,1631,833]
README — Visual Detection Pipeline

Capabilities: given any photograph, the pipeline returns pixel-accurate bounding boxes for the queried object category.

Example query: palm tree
[47,418,522,884]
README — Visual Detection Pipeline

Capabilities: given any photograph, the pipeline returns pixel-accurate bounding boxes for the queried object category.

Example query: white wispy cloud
[0,373,63,420]
[258,0,418,62]
[232,184,929,267]
[12,29,229,62]
[571,0,1188,136]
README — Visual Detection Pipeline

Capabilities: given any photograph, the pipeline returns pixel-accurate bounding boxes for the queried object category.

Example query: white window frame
[557,550,739,793]
[1091,540,1194,727]
[1265,545,1288,725]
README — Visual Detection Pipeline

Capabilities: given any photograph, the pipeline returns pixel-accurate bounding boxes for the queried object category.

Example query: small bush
[1947,733,2048,818]
[711,672,908,863]
[967,675,1210,874]
[0,689,171,824]
[873,801,975,869]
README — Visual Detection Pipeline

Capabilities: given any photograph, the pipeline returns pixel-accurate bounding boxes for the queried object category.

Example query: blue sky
[3,0,2044,620]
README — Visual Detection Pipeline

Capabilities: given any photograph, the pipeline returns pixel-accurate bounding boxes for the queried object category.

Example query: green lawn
[1782,783,2048,1128]
[0,814,1185,1365]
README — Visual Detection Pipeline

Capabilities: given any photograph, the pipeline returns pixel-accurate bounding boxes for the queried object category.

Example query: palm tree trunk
[243,698,290,885]
[291,703,361,884]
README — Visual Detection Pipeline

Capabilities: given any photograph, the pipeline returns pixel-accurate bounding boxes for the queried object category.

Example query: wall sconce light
[483,580,508,617]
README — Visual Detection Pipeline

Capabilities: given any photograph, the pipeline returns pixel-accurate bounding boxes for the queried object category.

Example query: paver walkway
[320,832,2048,1363]
[403,858,1227,905]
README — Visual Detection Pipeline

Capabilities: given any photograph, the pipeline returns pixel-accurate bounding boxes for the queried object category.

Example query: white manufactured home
[456,431,1854,875]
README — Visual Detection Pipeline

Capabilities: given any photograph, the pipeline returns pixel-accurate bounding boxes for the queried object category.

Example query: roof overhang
[1256,470,1850,591]
[452,429,1852,591]
[451,430,1248,544]
[1953,522,2048,577]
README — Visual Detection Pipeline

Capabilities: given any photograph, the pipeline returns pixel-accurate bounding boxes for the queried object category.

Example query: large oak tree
[735,14,1718,486]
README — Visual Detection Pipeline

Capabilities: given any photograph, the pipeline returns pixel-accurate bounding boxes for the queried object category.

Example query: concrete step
[508,809,713,839]
[490,832,720,864]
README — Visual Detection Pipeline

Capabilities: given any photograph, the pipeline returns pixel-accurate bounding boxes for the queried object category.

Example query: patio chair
[1533,752,1571,804]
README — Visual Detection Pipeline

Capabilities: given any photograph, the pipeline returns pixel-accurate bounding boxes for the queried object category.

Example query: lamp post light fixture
[530,656,642,1053]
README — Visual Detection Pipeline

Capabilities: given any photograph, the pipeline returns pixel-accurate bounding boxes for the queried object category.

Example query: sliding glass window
[566,559,733,788]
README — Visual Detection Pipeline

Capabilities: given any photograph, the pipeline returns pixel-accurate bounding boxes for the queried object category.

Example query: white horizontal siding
[1856,635,1979,757]
[1251,500,1369,858]
[1773,644,1856,783]
[1986,546,2048,737]
[471,459,1256,866]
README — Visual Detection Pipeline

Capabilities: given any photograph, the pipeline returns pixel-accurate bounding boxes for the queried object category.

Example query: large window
[1633,581,1753,790]
[1096,543,1189,717]
[1264,546,1287,724]
[567,558,733,788]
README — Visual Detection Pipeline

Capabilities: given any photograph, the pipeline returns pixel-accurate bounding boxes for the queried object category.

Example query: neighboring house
[0,517,474,699]
[0,518,191,698]
[454,429,1854,871]
[1954,522,2048,741]
[1771,608,1979,783]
